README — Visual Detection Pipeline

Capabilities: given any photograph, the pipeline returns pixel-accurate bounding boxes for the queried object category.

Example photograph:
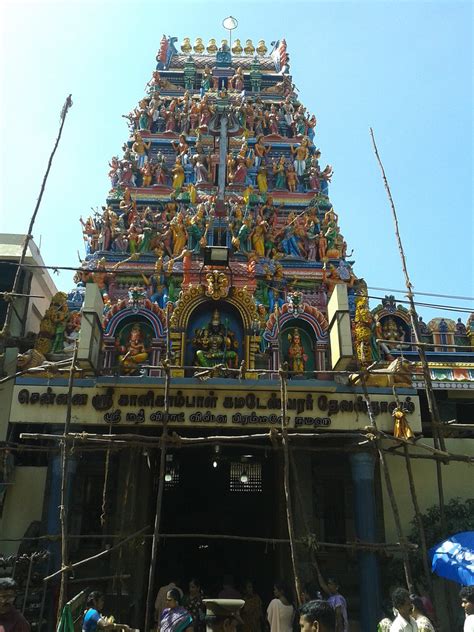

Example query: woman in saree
[160,588,193,632]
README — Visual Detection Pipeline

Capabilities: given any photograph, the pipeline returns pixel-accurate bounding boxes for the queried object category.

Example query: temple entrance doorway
[156,444,278,602]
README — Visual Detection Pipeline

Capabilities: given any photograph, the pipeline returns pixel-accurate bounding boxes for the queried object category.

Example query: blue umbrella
[429,531,474,585]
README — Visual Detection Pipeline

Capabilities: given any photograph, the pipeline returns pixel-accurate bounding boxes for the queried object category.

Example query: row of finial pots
[181,37,268,56]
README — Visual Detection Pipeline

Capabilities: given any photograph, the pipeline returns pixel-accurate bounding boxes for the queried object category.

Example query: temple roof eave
[167,53,279,72]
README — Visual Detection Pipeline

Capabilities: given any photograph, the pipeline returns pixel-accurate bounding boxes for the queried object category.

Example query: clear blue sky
[0,0,472,322]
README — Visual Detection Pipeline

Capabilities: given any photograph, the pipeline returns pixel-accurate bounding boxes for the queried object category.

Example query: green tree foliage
[408,497,474,581]
[382,497,474,589]
[409,497,474,549]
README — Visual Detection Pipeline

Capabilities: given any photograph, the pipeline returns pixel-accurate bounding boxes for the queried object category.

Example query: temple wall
[381,438,474,543]
[0,466,48,555]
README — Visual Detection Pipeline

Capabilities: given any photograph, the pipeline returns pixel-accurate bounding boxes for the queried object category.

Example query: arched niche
[102,307,166,375]
[379,315,411,349]
[185,301,244,375]
[169,285,258,374]
[264,303,328,377]
[372,300,412,349]
[104,306,165,338]
[281,320,316,379]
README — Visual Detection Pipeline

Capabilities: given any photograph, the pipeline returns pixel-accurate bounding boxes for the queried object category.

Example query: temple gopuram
[5,34,474,631]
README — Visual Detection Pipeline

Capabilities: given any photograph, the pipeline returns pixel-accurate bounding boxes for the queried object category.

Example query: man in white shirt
[460,586,474,632]
[390,588,418,631]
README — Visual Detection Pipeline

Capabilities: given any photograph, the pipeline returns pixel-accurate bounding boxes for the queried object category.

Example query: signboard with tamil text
[10,382,421,432]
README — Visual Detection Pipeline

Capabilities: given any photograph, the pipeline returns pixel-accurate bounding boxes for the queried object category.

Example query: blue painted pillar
[46,453,77,573]
[349,452,381,630]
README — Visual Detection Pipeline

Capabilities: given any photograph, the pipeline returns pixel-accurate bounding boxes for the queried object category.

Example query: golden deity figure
[256,166,268,193]
[353,296,376,365]
[170,214,188,256]
[205,270,230,300]
[382,317,405,348]
[171,159,185,191]
[118,324,149,373]
[287,328,308,376]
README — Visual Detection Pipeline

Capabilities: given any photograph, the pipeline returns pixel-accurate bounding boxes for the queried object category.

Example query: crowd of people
[0,576,473,632]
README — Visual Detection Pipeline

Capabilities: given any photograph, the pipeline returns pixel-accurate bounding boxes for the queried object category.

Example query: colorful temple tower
[75,35,362,379]
[7,33,474,632]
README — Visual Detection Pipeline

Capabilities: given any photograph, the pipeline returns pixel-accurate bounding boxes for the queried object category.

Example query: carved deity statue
[382,317,405,349]
[118,324,149,373]
[286,328,308,376]
[193,309,239,368]
[205,270,230,300]
[354,296,376,366]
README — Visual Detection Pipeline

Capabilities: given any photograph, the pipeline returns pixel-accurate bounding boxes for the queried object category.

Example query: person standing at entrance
[300,584,322,605]
[460,587,474,632]
[82,591,131,632]
[184,579,205,632]
[155,579,184,624]
[315,571,349,632]
[389,589,418,631]
[409,596,435,632]
[159,589,193,632]
[299,599,336,632]
[267,582,294,632]
[0,578,29,632]
[241,580,264,632]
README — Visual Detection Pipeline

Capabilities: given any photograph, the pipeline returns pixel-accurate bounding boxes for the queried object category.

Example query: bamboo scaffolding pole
[436,422,474,432]
[0,358,73,384]
[44,525,150,582]
[114,448,134,595]
[358,382,414,591]
[144,304,172,632]
[390,381,433,596]
[0,94,73,348]
[370,129,449,493]
[19,429,474,463]
[56,342,79,625]
[5,440,376,455]
[69,574,131,584]
[0,532,416,551]
[288,447,322,586]
[100,425,113,527]
[371,124,458,632]
[9,429,473,455]
[19,431,370,444]
[275,307,303,603]
[382,450,474,463]
[402,442,433,591]
[21,556,34,615]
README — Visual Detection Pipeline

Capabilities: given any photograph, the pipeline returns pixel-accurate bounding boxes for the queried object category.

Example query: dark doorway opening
[157,445,278,599]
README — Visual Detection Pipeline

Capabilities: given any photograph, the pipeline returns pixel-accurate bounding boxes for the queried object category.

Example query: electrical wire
[367,286,474,302]
[366,295,473,315]
[2,260,473,314]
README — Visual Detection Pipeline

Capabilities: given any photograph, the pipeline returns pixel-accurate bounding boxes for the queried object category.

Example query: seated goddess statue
[193,309,239,368]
